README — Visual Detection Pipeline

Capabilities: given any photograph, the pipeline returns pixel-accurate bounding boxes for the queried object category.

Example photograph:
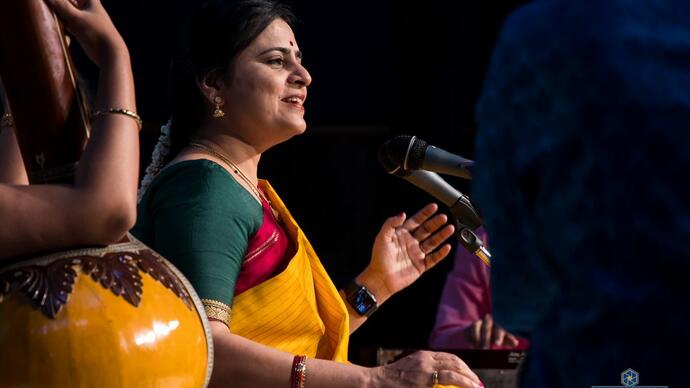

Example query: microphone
[379,148,491,264]
[379,135,474,179]
[385,168,483,230]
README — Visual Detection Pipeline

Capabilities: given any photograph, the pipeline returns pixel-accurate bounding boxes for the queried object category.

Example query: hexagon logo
[621,368,639,387]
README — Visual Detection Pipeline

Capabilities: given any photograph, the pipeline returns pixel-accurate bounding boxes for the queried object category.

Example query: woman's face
[220,18,312,148]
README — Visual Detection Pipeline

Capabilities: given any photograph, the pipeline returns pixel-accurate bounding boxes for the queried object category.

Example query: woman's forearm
[0,126,28,185]
[209,322,371,388]
[75,46,138,225]
[0,46,139,259]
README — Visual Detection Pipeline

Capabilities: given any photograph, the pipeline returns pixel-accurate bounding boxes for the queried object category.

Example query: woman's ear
[196,69,225,104]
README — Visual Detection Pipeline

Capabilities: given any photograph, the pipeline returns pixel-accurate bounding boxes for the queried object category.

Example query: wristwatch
[344,280,378,317]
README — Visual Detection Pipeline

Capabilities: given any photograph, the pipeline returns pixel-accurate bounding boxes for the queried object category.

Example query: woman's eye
[268,58,285,67]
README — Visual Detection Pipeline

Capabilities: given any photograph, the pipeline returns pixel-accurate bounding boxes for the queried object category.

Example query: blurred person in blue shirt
[473,1,690,387]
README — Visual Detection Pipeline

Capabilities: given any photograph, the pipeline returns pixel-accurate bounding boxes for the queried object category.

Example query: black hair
[167,0,296,161]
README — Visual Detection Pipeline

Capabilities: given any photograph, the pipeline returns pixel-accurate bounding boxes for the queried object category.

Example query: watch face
[350,287,376,315]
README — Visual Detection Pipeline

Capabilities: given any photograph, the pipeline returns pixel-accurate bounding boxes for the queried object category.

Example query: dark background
[91,0,529,356]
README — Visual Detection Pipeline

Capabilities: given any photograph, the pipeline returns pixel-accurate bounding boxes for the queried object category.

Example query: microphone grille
[378,135,415,175]
[407,137,428,169]
[378,135,431,174]
[378,141,402,175]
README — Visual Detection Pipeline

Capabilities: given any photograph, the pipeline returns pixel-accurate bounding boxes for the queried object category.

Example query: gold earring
[213,96,225,118]
[0,113,14,128]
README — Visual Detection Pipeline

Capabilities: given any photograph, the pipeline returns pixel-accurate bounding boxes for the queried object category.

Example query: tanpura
[0,2,213,387]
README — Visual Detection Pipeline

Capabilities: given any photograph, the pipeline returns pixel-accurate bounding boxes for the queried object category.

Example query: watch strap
[344,280,378,317]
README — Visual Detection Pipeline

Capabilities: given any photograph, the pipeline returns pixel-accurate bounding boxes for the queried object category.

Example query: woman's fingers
[424,243,452,270]
[431,352,482,387]
[43,0,121,67]
[505,332,520,348]
[419,223,455,255]
[480,314,493,349]
[384,351,482,388]
[431,352,472,375]
[402,203,438,231]
[43,0,80,21]
[467,320,482,348]
[379,212,406,240]
[412,213,448,241]
[437,370,483,388]
[493,324,506,347]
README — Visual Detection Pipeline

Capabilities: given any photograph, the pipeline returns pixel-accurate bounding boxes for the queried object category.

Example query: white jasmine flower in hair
[138,119,173,202]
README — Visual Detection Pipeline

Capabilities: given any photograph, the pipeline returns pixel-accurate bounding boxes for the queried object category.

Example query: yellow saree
[229,181,349,362]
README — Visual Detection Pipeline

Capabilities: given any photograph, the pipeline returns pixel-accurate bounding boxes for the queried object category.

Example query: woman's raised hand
[373,350,483,388]
[43,0,126,67]
[361,203,455,301]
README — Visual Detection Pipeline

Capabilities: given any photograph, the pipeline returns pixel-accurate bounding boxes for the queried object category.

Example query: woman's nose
[289,63,312,87]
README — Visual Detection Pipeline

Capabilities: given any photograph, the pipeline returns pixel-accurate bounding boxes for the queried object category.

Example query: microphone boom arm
[399,170,491,266]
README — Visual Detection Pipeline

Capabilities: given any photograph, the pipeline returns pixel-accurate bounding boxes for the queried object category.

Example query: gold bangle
[1,113,14,128]
[201,298,231,328]
[91,108,142,130]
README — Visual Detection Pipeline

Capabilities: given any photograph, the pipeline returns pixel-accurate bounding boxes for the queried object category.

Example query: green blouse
[132,159,263,306]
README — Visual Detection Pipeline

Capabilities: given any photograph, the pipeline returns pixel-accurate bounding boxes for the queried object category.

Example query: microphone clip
[456,224,491,267]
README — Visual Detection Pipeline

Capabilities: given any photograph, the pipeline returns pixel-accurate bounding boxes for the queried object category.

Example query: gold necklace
[189,142,270,206]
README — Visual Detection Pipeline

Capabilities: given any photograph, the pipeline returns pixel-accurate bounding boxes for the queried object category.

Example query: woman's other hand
[360,203,455,303]
[373,350,483,388]
[43,0,126,66]
[466,314,520,349]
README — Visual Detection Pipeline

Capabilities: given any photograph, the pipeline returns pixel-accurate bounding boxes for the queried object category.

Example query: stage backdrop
[73,0,529,354]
